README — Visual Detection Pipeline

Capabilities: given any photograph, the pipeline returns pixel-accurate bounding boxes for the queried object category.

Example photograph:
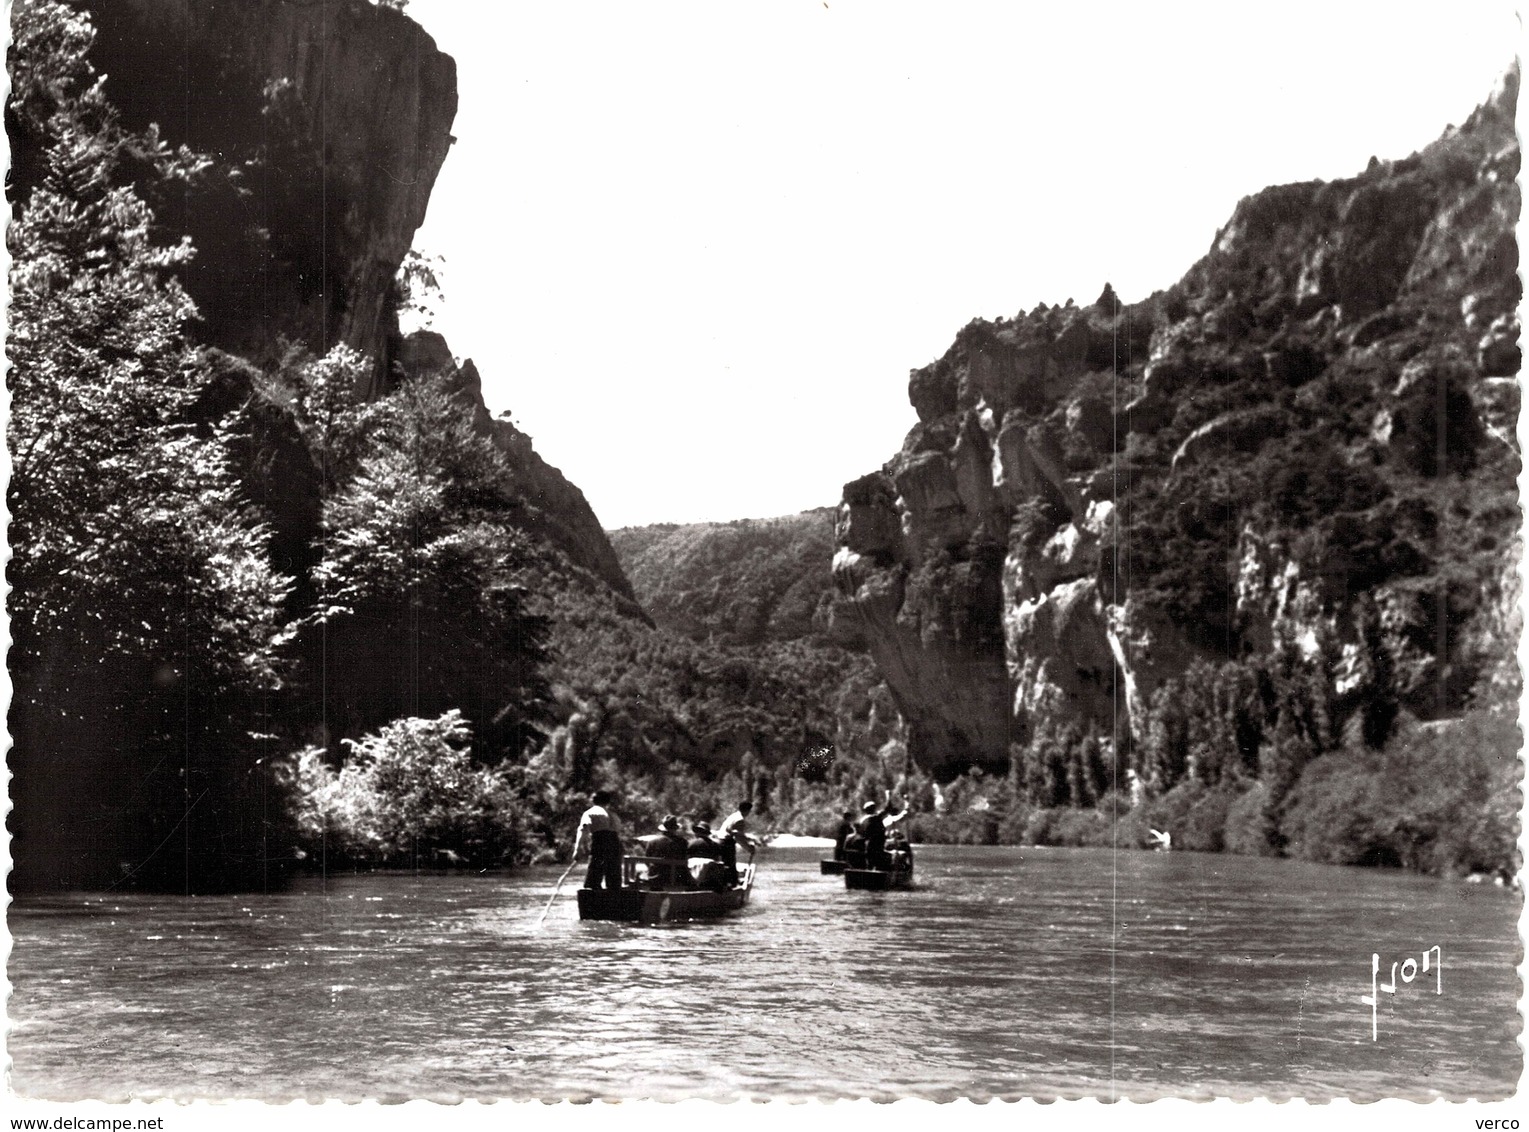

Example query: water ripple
[8,845,1521,1100]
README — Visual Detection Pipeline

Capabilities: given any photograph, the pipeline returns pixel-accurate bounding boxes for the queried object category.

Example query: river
[7,845,1521,1101]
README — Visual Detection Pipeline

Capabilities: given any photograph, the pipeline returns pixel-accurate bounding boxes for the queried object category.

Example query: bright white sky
[403,0,1518,531]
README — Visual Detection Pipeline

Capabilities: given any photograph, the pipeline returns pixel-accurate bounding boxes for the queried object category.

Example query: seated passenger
[687,821,729,889]
[640,815,692,888]
[842,831,867,870]
[687,820,722,860]
[832,810,855,862]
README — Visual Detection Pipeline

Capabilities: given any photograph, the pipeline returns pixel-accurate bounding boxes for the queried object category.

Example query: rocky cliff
[832,70,1521,781]
[83,0,456,390]
[79,0,638,605]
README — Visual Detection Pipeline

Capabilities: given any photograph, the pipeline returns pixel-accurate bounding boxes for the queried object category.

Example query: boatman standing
[573,790,624,890]
[717,800,760,886]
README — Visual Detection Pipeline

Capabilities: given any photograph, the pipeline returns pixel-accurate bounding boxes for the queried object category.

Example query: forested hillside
[609,511,841,645]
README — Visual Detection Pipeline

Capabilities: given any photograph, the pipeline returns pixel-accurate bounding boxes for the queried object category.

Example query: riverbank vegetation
[877,701,1519,882]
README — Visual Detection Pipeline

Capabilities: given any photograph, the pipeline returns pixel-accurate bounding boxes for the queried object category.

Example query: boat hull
[844,866,913,891]
[820,859,845,875]
[577,863,755,923]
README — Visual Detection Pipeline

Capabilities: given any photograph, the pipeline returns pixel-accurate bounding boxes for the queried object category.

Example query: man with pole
[717,799,759,887]
[574,789,624,891]
[540,789,625,924]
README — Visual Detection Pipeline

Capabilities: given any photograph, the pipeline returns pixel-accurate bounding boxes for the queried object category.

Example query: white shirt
[578,804,621,836]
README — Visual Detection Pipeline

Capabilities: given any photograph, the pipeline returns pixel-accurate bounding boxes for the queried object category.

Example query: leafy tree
[278,341,373,490]
[7,0,294,890]
[1079,730,1111,805]
[1355,595,1401,748]
[302,374,553,757]
[1256,702,1316,852]
[1019,718,1072,807]
[1139,682,1190,794]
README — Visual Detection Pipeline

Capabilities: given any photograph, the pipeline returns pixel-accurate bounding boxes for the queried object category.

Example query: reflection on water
[8,845,1521,1100]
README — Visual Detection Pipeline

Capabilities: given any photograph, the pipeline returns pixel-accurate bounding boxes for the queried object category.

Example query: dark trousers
[585,830,622,890]
[720,835,739,885]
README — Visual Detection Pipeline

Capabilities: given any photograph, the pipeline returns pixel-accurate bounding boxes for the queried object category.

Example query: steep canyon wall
[83,0,637,601]
[832,71,1521,780]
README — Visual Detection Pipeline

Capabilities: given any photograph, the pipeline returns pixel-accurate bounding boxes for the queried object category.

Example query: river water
[7,845,1521,1101]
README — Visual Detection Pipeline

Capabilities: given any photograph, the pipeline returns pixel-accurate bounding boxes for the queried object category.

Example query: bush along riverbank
[886,703,1520,883]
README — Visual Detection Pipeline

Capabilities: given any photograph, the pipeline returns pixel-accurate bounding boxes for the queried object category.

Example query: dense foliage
[5,2,552,888]
[7,0,295,890]
[287,712,523,868]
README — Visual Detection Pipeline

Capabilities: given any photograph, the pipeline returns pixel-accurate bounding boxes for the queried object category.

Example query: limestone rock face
[835,68,1521,779]
[832,538,1010,782]
[1008,576,1117,734]
[840,473,903,559]
[84,0,457,387]
[81,5,640,611]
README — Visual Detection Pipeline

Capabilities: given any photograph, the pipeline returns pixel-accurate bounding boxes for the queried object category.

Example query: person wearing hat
[687,820,728,889]
[856,790,906,871]
[642,814,692,888]
[572,790,624,891]
[687,820,722,860]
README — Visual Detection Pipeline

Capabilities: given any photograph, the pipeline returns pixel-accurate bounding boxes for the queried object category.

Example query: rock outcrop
[833,68,1521,778]
[78,2,639,608]
[84,0,457,389]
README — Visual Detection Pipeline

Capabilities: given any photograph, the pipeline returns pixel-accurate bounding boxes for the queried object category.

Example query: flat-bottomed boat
[577,855,756,923]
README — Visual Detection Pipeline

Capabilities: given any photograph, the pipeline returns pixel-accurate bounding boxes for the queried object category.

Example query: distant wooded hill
[609,509,853,648]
